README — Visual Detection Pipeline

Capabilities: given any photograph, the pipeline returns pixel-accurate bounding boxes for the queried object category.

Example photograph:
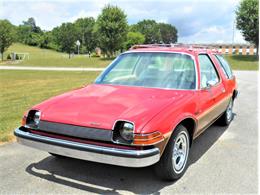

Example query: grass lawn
[0,43,113,68]
[224,55,259,71]
[0,70,101,143]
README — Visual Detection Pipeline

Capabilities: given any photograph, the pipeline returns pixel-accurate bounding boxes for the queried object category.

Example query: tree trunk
[1,52,3,61]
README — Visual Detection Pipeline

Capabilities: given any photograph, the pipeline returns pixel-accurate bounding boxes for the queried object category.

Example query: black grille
[36,121,112,142]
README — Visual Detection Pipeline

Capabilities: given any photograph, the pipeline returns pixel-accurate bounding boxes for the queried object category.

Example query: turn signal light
[133,131,164,146]
[21,115,27,126]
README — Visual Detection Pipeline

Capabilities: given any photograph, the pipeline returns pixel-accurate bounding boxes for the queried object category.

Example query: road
[0,71,258,194]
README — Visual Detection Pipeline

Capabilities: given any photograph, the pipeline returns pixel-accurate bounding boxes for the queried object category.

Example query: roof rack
[130,44,172,49]
[130,43,215,50]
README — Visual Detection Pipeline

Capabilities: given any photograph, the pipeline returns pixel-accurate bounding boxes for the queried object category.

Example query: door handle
[222,88,226,93]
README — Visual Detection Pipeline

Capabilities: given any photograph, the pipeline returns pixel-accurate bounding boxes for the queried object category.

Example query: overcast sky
[0,0,246,43]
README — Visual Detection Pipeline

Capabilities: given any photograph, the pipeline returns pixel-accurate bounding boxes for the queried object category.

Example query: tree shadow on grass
[25,115,236,194]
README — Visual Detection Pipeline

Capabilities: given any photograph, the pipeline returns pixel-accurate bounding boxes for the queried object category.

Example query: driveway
[0,71,257,194]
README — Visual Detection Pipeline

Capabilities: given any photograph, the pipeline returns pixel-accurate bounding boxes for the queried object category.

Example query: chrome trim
[14,127,160,168]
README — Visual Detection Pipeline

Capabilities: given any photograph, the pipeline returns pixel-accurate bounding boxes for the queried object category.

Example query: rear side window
[215,55,233,79]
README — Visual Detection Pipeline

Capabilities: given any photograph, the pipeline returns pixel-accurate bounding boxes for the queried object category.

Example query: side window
[198,54,220,88]
[214,55,233,79]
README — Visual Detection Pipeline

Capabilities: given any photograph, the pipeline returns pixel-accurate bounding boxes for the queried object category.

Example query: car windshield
[95,52,196,90]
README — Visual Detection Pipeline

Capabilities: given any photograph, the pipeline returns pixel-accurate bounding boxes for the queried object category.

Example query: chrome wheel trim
[226,99,233,122]
[172,131,189,174]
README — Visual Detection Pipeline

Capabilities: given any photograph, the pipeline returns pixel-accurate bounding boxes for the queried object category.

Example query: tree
[96,5,128,57]
[74,17,96,53]
[125,31,145,49]
[52,22,77,58]
[131,20,162,44]
[17,17,43,46]
[158,23,178,44]
[236,0,259,54]
[0,20,14,61]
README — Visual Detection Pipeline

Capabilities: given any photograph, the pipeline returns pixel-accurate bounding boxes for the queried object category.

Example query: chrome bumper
[14,127,160,167]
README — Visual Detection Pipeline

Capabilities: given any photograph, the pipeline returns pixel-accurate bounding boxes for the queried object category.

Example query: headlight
[25,110,41,128]
[119,122,134,141]
[33,111,41,125]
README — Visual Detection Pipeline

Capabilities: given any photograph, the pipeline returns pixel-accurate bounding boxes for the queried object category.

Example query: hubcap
[172,132,189,173]
[226,100,233,122]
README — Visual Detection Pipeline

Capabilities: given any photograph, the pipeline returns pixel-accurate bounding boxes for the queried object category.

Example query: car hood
[33,84,194,133]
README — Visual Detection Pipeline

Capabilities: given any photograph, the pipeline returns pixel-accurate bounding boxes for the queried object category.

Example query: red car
[14,44,238,180]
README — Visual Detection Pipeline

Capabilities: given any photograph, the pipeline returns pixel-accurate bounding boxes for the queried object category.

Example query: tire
[218,98,234,126]
[154,125,190,181]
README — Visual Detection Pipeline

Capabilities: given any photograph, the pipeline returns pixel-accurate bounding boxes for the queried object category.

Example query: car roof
[128,44,221,56]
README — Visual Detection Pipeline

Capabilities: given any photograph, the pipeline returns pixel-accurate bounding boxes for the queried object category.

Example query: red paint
[29,47,236,138]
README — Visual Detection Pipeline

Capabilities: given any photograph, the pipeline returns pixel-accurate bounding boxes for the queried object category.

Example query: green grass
[0,43,258,70]
[0,43,113,67]
[0,70,101,142]
[224,55,258,71]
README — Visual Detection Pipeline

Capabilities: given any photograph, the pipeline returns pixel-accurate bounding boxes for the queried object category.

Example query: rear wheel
[218,98,233,126]
[154,125,190,180]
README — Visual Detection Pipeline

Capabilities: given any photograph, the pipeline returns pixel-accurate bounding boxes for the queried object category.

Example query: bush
[6,54,11,60]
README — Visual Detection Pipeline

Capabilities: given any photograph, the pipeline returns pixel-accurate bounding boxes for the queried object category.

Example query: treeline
[0,5,177,59]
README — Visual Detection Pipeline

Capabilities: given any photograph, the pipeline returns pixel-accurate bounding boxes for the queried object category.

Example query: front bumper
[14,127,160,167]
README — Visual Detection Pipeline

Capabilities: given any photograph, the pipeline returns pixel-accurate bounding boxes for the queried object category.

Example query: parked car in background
[14,44,238,180]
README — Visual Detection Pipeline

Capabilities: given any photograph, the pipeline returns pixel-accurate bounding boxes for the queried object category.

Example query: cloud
[0,0,247,43]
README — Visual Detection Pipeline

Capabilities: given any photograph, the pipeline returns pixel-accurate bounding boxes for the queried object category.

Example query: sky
[0,0,246,44]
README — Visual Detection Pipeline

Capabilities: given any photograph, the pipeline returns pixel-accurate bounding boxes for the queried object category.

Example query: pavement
[0,66,105,71]
[0,71,258,194]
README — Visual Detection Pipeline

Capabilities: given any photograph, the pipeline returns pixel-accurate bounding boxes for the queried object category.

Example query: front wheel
[154,125,190,181]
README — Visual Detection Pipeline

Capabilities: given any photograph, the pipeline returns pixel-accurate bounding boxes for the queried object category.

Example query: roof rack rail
[130,44,172,49]
[130,43,217,51]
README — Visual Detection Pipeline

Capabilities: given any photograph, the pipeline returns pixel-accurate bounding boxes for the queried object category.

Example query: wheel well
[178,118,196,146]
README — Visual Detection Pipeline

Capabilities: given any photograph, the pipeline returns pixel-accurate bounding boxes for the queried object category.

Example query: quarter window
[198,54,220,88]
[215,55,233,79]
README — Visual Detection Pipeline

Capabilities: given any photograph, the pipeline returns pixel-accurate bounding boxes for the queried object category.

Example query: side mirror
[207,80,216,87]
[201,80,216,90]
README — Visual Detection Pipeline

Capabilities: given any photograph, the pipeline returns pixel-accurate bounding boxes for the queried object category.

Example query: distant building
[193,43,257,55]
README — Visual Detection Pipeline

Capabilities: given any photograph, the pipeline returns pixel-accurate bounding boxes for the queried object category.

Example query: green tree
[96,5,128,57]
[236,0,259,54]
[131,20,162,44]
[125,31,145,49]
[53,22,77,58]
[0,20,14,61]
[158,23,178,44]
[74,17,96,53]
[17,17,43,46]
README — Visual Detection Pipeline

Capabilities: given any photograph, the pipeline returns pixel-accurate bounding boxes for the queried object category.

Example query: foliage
[236,0,259,54]
[131,20,162,44]
[52,22,78,58]
[0,19,14,61]
[96,5,128,56]
[16,17,43,46]
[125,31,145,49]
[158,23,178,44]
[74,17,97,53]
